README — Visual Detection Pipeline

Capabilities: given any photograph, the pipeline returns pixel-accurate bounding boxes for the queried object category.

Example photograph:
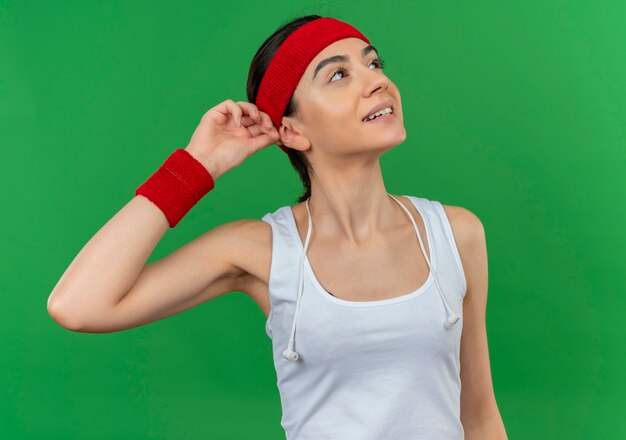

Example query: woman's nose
[363,69,389,96]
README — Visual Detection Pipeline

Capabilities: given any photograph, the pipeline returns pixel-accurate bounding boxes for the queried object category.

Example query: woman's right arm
[47,100,280,333]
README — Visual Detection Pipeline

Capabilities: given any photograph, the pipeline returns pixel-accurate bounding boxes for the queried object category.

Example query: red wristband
[135,148,215,227]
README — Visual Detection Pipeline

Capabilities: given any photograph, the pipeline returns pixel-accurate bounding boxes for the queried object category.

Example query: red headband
[255,17,370,154]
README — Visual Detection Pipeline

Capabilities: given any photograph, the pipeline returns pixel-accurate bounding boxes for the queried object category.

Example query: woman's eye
[329,58,386,83]
[372,57,385,69]
[329,66,347,82]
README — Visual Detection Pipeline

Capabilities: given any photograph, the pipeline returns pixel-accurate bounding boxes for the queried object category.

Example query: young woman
[48,15,507,440]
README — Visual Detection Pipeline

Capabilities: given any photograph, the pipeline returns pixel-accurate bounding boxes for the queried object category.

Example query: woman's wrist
[135,148,215,228]
[184,146,223,180]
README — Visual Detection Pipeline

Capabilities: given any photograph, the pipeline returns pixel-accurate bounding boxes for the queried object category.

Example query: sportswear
[260,195,467,439]
[135,148,215,227]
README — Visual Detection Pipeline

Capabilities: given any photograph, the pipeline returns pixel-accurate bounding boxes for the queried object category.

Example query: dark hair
[246,15,322,204]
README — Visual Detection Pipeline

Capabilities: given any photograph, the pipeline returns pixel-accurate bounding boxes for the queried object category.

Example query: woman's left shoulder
[439,203,488,303]
[439,202,486,248]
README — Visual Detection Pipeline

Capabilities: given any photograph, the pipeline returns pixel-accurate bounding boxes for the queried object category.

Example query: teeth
[364,106,393,121]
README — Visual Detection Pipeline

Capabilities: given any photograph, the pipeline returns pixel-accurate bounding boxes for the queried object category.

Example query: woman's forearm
[464,413,508,440]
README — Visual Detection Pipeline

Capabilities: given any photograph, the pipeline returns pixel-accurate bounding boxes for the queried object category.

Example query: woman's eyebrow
[312,44,378,80]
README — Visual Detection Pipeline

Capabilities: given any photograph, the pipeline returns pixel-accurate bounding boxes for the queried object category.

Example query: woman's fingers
[216,99,243,127]
[236,101,263,126]
[259,112,274,129]
[236,101,276,130]
[233,112,277,137]
[239,114,267,129]
[248,121,278,137]
[209,99,276,130]
[239,114,255,127]
[246,123,266,137]
[255,125,279,141]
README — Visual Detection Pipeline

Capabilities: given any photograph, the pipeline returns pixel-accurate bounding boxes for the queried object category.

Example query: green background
[2,0,624,438]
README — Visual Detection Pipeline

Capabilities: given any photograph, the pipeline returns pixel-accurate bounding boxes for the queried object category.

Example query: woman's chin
[370,125,406,147]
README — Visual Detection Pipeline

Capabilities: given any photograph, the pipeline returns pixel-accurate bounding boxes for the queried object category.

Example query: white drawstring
[388,195,460,329]
[282,197,313,361]
[282,195,460,362]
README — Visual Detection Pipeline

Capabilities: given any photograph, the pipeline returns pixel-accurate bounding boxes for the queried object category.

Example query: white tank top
[261,195,467,439]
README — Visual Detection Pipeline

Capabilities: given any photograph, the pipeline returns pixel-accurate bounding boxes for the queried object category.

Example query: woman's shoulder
[209,218,272,289]
[439,203,483,240]
[407,195,478,225]
[403,194,484,249]
[231,217,273,254]
[434,201,486,279]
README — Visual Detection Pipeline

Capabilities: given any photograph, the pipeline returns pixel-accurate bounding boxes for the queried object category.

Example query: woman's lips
[363,111,396,123]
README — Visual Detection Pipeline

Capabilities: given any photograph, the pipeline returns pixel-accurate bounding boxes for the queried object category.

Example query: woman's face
[281,37,406,158]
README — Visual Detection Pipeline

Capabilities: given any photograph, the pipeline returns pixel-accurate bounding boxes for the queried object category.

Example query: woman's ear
[279,117,310,152]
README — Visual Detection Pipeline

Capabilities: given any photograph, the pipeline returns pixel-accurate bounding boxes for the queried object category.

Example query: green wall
[2,1,624,438]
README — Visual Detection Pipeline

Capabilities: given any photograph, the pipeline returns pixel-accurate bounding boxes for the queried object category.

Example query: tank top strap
[260,206,304,339]
[405,195,468,302]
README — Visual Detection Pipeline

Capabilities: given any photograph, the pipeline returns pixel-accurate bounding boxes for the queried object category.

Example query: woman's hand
[184,99,280,179]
